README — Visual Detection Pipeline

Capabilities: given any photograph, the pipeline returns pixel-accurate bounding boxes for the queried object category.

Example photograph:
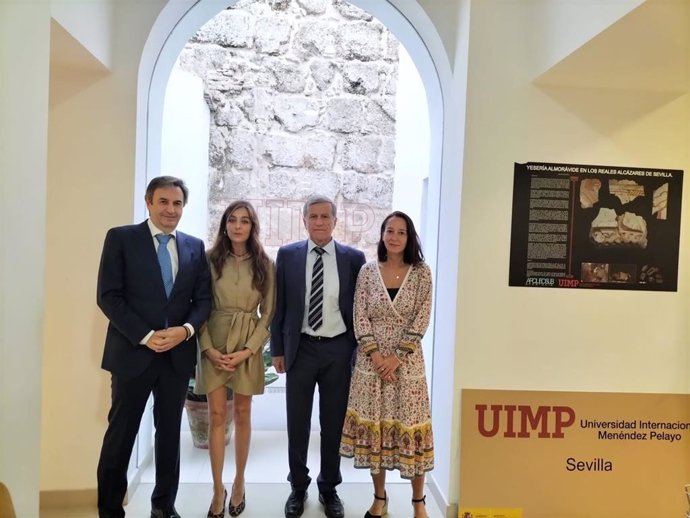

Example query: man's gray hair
[302,194,337,219]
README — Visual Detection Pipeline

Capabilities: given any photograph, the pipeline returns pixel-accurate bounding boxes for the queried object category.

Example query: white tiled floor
[41,431,443,518]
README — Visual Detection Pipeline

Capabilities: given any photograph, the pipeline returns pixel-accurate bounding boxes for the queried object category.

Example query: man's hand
[145,326,187,352]
[272,356,285,374]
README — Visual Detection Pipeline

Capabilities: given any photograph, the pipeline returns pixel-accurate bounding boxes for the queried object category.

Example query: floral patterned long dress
[339,260,434,479]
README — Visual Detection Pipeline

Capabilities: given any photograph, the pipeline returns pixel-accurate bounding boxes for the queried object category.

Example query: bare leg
[207,386,228,513]
[368,470,387,515]
[411,474,428,518]
[231,393,252,506]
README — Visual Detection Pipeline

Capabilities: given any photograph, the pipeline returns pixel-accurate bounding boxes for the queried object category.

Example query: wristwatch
[394,348,407,361]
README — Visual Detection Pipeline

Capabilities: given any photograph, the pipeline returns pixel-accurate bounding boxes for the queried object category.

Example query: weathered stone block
[194,11,254,48]
[273,96,320,132]
[263,133,336,169]
[294,21,336,58]
[268,0,291,11]
[267,58,308,93]
[178,44,230,78]
[219,170,254,200]
[379,137,395,171]
[383,31,399,61]
[363,99,394,134]
[333,0,372,21]
[254,16,292,54]
[324,97,365,133]
[310,59,338,91]
[209,128,230,170]
[340,172,393,209]
[377,95,396,120]
[341,62,380,94]
[382,66,398,95]
[264,168,299,198]
[225,129,256,170]
[296,0,328,15]
[293,170,340,199]
[341,136,382,174]
[337,21,382,61]
[215,102,246,127]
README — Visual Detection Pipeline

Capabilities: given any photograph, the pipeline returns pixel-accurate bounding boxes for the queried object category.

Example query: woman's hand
[205,349,235,372]
[371,351,401,381]
[226,348,252,368]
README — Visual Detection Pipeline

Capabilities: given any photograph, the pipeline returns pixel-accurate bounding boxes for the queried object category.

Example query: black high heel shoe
[364,492,388,518]
[207,488,226,518]
[412,494,428,518]
[228,485,245,517]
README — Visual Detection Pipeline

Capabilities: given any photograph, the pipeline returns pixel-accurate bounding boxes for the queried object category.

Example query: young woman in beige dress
[340,211,433,518]
[195,200,275,518]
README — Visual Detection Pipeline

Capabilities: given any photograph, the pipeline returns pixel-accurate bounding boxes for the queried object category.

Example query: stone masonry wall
[177,0,399,257]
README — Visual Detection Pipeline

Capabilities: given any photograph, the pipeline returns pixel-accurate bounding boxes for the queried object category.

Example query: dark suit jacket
[270,240,365,371]
[97,220,212,379]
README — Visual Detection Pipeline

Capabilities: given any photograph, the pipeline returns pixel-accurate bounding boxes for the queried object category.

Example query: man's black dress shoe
[285,489,308,518]
[150,507,181,518]
[319,492,344,518]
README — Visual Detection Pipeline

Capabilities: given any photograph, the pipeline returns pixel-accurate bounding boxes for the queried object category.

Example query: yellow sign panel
[459,508,523,518]
[460,389,690,518]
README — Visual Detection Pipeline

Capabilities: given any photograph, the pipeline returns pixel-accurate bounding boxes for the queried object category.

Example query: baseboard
[427,473,458,518]
[40,489,97,508]
[39,448,153,510]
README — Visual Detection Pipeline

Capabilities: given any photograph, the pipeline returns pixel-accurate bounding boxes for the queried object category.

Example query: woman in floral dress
[195,200,275,518]
[340,211,433,518]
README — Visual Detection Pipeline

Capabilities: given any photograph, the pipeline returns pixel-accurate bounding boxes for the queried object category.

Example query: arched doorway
[135,0,461,512]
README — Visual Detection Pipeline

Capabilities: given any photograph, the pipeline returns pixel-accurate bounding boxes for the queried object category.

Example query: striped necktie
[156,234,174,298]
[307,246,326,331]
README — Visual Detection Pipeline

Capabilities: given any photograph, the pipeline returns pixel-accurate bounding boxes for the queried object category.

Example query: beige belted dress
[195,256,276,396]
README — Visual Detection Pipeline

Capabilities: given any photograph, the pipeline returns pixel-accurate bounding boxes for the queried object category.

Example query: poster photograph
[509,162,683,291]
[460,389,690,518]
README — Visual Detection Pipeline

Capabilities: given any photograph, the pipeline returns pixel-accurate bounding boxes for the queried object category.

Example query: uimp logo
[475,404,576,438]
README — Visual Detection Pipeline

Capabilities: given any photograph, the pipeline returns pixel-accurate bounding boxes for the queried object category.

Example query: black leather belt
[300,332,344,343]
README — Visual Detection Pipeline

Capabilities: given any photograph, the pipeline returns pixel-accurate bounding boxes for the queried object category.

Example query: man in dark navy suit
[96,176,211,518]
[271,195,365,518]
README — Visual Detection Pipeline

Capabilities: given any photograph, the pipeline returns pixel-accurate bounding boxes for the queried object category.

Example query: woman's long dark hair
[376,211,424,265]
[208,200,270,295]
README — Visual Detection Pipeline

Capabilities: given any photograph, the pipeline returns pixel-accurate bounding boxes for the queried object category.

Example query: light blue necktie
[156,234,174,298]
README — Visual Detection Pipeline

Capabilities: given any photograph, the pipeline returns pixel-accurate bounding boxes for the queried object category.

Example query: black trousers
[285,334,353,494]
[97,354,189,518]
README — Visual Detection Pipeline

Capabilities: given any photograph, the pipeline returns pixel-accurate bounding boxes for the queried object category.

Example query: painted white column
[0,3,51,517]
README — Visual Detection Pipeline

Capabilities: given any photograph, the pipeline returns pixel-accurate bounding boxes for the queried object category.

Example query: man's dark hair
[145,176,189,205]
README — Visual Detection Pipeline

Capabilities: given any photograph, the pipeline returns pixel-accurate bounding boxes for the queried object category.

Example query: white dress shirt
[301,239,346,337]
[140,219,194,344]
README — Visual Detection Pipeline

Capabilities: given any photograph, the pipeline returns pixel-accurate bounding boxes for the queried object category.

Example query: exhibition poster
[509,162,682,290]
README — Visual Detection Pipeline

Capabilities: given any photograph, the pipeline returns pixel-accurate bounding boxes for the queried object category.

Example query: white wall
[393,45,430,229]
[454,0,690,509]
[51,0,112,68]
[40,0,169,495]
[0,4,51,517]
[161,66,210,241]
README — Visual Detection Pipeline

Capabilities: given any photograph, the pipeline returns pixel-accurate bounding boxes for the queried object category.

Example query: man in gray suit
[271,195,366,518]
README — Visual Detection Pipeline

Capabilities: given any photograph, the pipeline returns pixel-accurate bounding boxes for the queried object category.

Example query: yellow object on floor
[0,483,16,518]
[459,508,522,518]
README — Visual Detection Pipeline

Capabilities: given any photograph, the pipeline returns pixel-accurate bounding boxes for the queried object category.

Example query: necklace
[230,251,250,260]
[380,262,405,280]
